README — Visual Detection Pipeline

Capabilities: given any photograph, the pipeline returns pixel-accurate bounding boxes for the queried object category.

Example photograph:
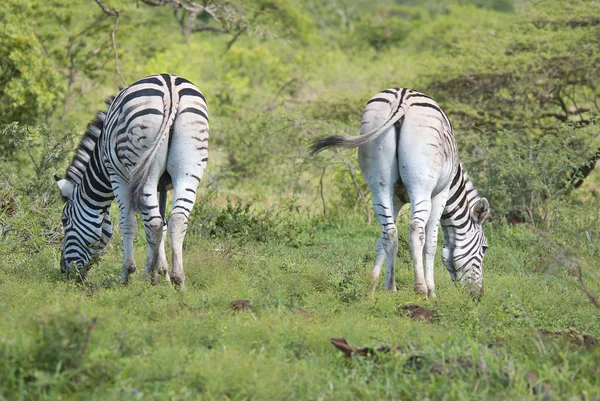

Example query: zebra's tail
[129,79,180,210]
[309,88,407,155]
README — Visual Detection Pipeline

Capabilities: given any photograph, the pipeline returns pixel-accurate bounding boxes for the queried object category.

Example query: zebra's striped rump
[56,74,209,286]
[310,87,490,298]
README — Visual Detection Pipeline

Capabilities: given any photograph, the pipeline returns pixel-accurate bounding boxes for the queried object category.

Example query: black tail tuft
[309,135,348,155]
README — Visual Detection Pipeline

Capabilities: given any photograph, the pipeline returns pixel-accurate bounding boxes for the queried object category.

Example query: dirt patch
[399,304,434,323]
[330,338,406,359]
[295,307,313,318]
[0,195,16,217]
[330,338,489,376]
[539,329,599,348]
[231,300,252,311]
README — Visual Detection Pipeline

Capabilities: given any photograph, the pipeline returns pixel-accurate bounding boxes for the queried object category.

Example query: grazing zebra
[55,74,209,288]
[310,88,489,299]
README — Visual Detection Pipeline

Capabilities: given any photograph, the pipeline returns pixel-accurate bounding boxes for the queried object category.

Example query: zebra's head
[55,176,112,276]
[442,197,490,299]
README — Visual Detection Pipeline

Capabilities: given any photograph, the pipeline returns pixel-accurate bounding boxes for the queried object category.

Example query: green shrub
[0,123,71,255]
[0,310,117,399]
[189,196,315,247]
[461,123,598,225]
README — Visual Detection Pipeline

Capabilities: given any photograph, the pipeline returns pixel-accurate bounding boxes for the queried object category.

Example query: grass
[1,211,599,401]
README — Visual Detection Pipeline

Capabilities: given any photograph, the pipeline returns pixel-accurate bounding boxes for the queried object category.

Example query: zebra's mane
[65,96,114,184]
[460,167,482,208]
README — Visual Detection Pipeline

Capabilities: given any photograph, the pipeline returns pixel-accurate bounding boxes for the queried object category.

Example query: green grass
[1,213,599,400]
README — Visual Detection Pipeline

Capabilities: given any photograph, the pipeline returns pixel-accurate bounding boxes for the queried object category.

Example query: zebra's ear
[472,198,490,224]
[56,178,75,200]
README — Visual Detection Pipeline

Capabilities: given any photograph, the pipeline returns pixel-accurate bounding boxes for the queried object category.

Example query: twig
[572,260,600,309]
[268,78,298,109]
[538,231,600,310]
[95,0,126,86]
[336,149,371,224]
[319,166,327,221]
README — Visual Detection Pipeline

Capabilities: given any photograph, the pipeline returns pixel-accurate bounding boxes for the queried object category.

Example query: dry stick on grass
[572,260,600,309]
[95,0,126,86]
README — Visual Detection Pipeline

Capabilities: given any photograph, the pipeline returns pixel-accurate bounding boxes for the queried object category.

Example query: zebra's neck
[74,139,114,210]
[66,100,115,211]
[440,165,480,235]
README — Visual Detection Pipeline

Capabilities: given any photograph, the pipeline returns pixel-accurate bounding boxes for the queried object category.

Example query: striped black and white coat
[55,74,209,288]
[310,88,489,298]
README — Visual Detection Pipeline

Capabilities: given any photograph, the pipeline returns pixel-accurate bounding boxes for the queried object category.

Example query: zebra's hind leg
[409,197,432,295]
[139,188,165,285]
[157,188,170,283]
[423,191,448,298]
[358,124,400,295]
[369,196,404,296]
[113,178,137,284]
[168,177,200,289]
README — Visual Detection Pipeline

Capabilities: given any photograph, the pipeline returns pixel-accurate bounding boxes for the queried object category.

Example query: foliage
[1,214,600,400]
[351,5,426,51]
[462,122,599,224]
[424,0,599,134]
[188,196,315,247]
[0,123,71,255]
[0,2,64,147]
[0,309,117,398]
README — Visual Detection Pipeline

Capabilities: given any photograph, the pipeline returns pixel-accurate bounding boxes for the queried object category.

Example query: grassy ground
[1,211,599,401]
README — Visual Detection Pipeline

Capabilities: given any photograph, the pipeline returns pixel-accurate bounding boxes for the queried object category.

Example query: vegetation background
[1,0,599,399]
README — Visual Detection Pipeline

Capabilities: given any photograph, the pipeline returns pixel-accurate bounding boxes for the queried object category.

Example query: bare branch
[140,0,256,44]
[95,0,126,86]
[191,25,229,33]
[226,25,247,50]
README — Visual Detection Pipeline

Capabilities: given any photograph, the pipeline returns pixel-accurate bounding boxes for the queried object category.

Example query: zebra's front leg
[114,180,137,284]
[409,198,432,295]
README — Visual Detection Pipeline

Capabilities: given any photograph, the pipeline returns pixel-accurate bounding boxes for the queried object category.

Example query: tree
[0,3,64,127]
[139,0,314,47]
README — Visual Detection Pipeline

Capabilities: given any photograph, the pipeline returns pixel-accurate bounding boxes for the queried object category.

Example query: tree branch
[95,0,126,86]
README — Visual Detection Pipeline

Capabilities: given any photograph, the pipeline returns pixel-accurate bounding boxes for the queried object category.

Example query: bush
[461,123,598,225]
[0,310,117,399]
[0,123,71,255]
[188,196,315,246]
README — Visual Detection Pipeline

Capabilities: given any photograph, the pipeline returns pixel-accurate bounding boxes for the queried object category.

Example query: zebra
[310,88,489,299]
[55,74,209,288]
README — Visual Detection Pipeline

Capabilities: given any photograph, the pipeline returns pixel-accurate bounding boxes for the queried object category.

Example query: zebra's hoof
[414,284,428,295]
[171,275,184,289]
